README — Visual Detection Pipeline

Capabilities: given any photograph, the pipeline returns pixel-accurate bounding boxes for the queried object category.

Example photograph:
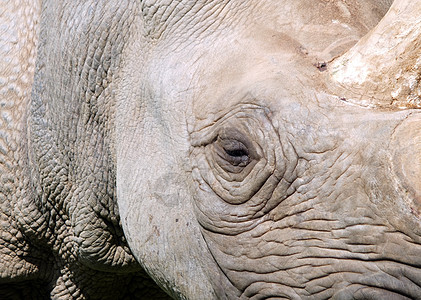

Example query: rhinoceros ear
[328,0,421,108]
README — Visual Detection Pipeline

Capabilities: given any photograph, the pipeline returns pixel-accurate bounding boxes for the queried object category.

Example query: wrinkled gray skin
[2,0,421,299]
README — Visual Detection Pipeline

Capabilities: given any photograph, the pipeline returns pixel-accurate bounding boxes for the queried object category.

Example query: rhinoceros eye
[190,106,285,205]
[217,138,250,167]
[212,128,258,174]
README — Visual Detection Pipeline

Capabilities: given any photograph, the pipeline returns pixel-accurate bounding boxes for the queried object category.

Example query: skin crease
[0,0,420,299]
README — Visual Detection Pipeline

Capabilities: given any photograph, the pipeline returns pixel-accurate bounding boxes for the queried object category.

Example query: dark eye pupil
[225,149,248,158]
[215,136,252,168]
[223,146,250,166]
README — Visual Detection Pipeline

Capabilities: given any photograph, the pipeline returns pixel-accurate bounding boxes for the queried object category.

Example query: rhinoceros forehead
[143,0,385,57]
[140,0,249,42]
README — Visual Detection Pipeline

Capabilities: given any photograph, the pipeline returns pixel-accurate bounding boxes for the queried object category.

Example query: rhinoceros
[1,0,420,299]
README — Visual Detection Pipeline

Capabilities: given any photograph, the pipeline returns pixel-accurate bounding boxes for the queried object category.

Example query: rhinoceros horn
[328,0,421,108]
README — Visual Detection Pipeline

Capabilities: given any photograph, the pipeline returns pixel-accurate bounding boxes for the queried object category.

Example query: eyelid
[217,126,258,158]
[219,138,248,154]
[214,136,252,170]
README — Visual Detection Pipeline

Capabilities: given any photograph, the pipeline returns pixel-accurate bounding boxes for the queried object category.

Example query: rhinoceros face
[116,1,421,299]
[188,75,421,299]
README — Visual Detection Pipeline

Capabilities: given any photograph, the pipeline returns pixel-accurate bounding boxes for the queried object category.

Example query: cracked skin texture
[1,1,170,299]
[1,0,421,299]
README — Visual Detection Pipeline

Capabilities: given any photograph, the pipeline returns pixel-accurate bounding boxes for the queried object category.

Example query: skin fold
[1,0,420,299]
